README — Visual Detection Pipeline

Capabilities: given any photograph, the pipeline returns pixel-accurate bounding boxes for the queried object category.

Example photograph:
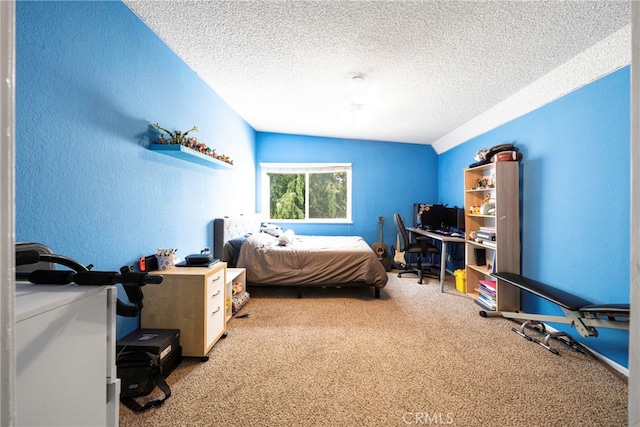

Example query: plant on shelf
[151,123,233,165]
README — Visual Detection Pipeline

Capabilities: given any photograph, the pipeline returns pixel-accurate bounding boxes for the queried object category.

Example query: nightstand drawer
[206,298,224,346]
[206,270,224,293]
[208,285,223,305]
[206,271,225,347]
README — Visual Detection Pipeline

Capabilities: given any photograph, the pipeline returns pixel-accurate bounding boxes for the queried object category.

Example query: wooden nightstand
[142,262,227,360]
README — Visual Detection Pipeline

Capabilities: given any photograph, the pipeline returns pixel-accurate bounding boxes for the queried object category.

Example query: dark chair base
[397,253,440,284]
[398,267,439,284]
[398,251,440,284]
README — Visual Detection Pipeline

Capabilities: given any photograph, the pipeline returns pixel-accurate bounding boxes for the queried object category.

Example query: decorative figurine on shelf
[151,123,234,165]
[474,178,488,190]
[488,173,496,188]
[480,194,496,215]
[152,123,199,145]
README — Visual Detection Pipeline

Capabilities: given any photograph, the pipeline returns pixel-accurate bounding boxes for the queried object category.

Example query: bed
[213,215,388,297]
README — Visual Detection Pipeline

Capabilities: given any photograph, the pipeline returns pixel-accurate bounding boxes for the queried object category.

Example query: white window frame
[260,163,352,223]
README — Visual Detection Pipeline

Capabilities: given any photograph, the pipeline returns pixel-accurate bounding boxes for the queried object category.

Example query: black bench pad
[492,272,593,311]
[579,303,630,314]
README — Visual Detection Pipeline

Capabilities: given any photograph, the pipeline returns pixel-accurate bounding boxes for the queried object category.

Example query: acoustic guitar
[372,217,391,271]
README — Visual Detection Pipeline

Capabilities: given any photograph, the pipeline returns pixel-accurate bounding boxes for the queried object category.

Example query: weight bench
[491,272,629,355]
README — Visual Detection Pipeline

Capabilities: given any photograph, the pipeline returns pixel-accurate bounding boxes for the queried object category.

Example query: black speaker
[474,248,486,266]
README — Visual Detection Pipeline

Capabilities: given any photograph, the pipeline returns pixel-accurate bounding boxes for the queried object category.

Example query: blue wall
[15,0,630,368]
[255,132,438,249]
[16,1,256,338]
[438,67,631,367]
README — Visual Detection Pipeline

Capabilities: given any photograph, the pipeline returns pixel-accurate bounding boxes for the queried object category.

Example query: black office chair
[394,213,440,284]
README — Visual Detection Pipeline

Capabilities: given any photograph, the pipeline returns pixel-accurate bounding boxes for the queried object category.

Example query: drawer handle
[211,290,221,297]
[211,276,221,282]
[211,306,221,315]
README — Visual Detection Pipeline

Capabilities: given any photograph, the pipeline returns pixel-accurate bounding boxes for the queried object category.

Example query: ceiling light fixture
[350,74,364,89]
[348,74,367,104]
[342,74,370,128]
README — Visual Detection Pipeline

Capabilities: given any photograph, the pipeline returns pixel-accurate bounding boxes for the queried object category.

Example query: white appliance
[15,282,119,426]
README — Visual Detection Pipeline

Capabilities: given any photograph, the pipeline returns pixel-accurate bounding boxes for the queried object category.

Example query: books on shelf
[478,280,496,294]
[476,230,496,241]
[477,278,496,296]
[479,279,496,290]
[476,294,496,311]
[477,227,495,232]
[475,226,496,247]
[475,287,495,299]
[475,278,497,310]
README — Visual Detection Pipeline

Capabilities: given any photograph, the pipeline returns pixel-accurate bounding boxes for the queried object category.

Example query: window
[260,163,352,222]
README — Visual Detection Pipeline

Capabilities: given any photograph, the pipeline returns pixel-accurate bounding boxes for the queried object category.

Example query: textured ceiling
[125,1,631,153]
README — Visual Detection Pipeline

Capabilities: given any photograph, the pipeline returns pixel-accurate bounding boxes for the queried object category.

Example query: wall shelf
[149,144,233,170]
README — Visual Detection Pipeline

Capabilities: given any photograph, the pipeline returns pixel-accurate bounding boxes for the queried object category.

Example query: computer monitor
[417,204,444,230]
[443,206,465,231]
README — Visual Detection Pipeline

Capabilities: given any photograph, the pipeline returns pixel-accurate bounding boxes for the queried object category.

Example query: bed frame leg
[375,287,380,299]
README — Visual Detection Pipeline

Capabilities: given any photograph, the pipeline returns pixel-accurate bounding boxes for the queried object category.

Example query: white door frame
[630,2,639,425]
[0,1,16,426]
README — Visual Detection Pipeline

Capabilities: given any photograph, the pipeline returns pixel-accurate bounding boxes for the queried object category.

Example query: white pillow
[260,222,283,237]
[278,229,295,246]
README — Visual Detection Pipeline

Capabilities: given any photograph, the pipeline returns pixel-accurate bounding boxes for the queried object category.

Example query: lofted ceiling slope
[125,1,631,153]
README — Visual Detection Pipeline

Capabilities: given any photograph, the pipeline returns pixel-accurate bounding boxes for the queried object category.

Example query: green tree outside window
[265,166,350,221]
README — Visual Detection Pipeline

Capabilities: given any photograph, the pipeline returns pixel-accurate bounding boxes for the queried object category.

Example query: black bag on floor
[117,351,171,412]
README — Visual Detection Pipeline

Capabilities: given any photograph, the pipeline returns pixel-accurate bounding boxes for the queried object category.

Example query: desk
[407,227,465,292]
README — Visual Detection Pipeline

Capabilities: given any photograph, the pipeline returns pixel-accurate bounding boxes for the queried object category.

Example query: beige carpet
[119,272,628,426]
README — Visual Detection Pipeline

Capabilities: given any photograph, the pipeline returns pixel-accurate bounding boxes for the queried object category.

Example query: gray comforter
[236,232,388,288]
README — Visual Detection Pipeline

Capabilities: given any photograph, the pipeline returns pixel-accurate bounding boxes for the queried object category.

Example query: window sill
[270,219,353,225]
